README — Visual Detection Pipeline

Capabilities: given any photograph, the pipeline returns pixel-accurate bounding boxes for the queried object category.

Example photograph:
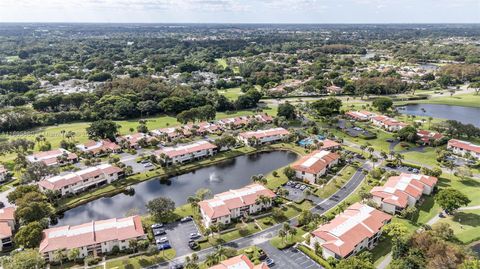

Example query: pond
[55,150,298,226]
[399,104,480,127]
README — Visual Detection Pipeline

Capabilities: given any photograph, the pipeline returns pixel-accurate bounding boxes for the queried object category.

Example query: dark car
[180,216,193,222]
[169,264,183,269]
[265,258,275,266]
[157,243,172,251]
[258,249,267,260]
[188,241,199,250]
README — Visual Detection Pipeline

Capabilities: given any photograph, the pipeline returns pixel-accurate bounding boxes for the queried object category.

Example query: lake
[399,104,480,127]
[55,150,298,226]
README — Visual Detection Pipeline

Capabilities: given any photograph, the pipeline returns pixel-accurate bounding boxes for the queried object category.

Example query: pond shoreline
[54,144,303,217]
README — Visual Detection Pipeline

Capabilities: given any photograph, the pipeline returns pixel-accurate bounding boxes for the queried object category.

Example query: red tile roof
[77,139,120,154]
[239,128,290,139]
[38,164,122,191]
[155,140,217,158]
[291,150,340,175]
[311,203,391,258]
[0,222,12,239]
[27,149,78,166]
[0,207,15,222]
[448,139,480,154]
[209,254,269,269]
[39,216,145,253]
[199,184,276,219]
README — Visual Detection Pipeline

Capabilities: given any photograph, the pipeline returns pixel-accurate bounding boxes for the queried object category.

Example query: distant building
[209,254,269,269]
[151,127,190,141]
[26,149,78,167]
[38,164,123,196]
[0,207,15,251]
[76,139,121,156]
[345,111,376,121]
[0,165,8,182]
[199,184,276,228]
[318,139,342,151]
[39,216,146,262]
[238,128,290,146]
[326,85,343,95]
[184,122,222,135]
[370,173,438,214]
[116,133,153,149]
[310,203,392,260]
[417,130,444,145]
[217,114,273,130]
[291,150,341,184]
[447,139,480,160]
[371,115,407,132]
[154,140,217,165]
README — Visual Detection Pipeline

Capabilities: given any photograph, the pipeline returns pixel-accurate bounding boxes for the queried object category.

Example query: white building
[26,149,78,167]
[371,115,408,132]
[238,128,290,146]
[76,139,121,156]
[154,140,217,165]
[198,184,276,228]
[209,254,269,269]
[291,150,341,184]
[38,164,123,196]
[370,173,438,214]
[0,207,15,251]
[447,139,480,160]
[39,216,146,262]
[310,203,392,260]
[0,165,8,182]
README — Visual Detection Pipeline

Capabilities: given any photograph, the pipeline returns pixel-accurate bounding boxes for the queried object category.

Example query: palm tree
[380,151,388,160]
[255,195,272,208]
[187,196,200,210]
[278,229,287,243]
[214,246,228,262]
[67,248,80,264]
[367,147,375,157]
[205,253,218,266]
[53,249,66,268]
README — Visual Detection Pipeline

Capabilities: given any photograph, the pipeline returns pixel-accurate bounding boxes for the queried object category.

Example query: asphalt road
[152,160,371,268]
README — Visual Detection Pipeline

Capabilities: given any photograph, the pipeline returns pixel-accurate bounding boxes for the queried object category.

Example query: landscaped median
[55,143,305,213]
[105,249,176,269]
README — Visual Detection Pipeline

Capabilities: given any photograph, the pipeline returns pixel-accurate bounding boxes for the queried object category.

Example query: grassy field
[218,87,243,101]
[401,93,480,108]
[435,209,480,244]
[316,165,357,199]
[105,249,176,269]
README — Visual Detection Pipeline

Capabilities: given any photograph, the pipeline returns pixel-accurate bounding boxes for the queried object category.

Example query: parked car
[156,237,169,244]
[144,162,153,168]
[300,185,307,190]
[0,202,4,209]
[258,249,267,260]
[153,229,166,236]
[188,241,199,250]
[180,216,193,222]
[151,223,163,229]
[189,233,201,239]
[265,258,275,266]
[157,243,171,251]
[169,264,184,269]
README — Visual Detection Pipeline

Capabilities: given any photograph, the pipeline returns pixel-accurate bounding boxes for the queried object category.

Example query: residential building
[209,254,269,269]
[310,203,392,260]
[417,130,445,145]
[447,139,480,160]
[198,184,276,228]
[76,139,121,156]
[371,115,407,132]
[155,140,217,165]
[238,128,290,146]
[38,164,123,196]
[217,114,273,130]
[0,165,8,182]
[151,127,190,141]
[26,149,78,167]
[291,150,341,184]
[345,111,376,121]
[319,139,342,151]
[116,133,153,149]
[326,85,343,95]
[370,173,438,214]
[184,122,222,135]
[39,216,146,262]
[0,207,15,251]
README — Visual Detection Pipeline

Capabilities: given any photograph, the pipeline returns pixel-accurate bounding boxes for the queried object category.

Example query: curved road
[152,159,373,268]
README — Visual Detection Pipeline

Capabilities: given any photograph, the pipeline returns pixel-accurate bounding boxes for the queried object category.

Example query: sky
[0,0,479,24]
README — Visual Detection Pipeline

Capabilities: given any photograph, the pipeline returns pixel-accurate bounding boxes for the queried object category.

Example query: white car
[189,233,201,239]
[156,237,169,244]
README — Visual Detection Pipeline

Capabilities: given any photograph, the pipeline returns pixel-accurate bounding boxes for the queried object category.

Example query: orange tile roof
[239,128,290,139]
[209,254,269,269]
[39,216,145,253]
[199,184,276,219]
[291,150,340,175]
[0,207,15,222]
[311,203,391,258]
[448,139,480,154]
[155,140,217,158]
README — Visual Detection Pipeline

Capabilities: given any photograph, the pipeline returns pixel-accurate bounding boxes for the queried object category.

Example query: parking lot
[284,181,312,202]
[160,219,200,256]
[260,242,324,269]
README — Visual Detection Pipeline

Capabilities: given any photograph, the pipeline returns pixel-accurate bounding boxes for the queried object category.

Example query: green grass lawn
[215,58,228,69]
[435,209,480,244]
[105,249,176,269]
[270,227,305,249]
[402,93,480,108]
[316,165,357,199]
[218,87,243,101]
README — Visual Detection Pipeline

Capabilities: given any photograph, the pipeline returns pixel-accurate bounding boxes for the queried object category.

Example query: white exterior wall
[448,145,480,160]
[295,171,318,184]
[52,172,120,196]
[381,203,397,215]
[169,149,215,164]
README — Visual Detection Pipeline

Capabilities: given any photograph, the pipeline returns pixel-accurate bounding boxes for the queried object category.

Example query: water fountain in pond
[209,172,223,183]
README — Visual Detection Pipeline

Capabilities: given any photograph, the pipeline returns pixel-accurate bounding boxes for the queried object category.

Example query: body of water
[399,104,480,127]
[55,150,298,226]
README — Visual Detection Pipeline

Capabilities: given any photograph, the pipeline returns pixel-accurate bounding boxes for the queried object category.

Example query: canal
[55,150,298,226]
